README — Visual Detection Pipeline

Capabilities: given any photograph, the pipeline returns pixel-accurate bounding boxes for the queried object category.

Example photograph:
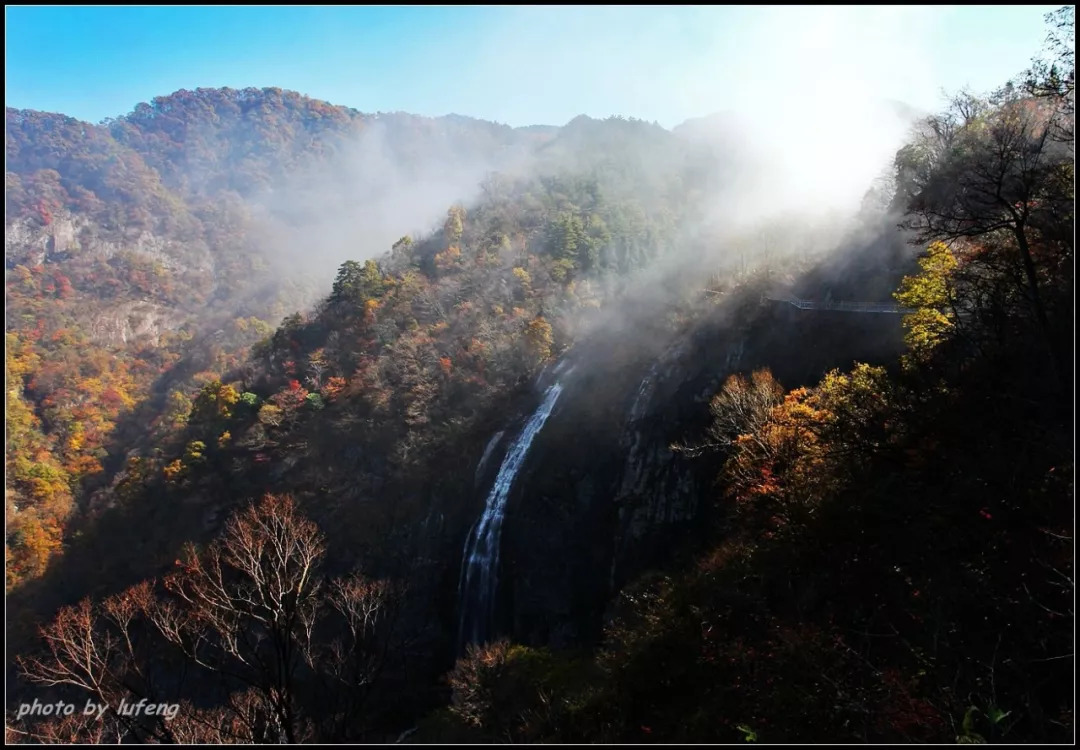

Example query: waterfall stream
[457,378,567,650]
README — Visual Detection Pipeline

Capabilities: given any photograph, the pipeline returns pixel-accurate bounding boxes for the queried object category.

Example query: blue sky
[5,5,1063,128]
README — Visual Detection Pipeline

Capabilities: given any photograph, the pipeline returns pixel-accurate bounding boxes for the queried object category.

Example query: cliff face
[491,313,742,648]
[455,292,907,651]
[85,300,184,347]
[6,211,194,345]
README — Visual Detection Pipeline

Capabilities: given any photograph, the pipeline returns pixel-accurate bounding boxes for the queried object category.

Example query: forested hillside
[5,87,561,588]
[5,6,1073,744]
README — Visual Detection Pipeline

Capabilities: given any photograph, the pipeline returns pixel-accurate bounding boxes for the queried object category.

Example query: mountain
[5,86,718,617]
[5,53,1073,746]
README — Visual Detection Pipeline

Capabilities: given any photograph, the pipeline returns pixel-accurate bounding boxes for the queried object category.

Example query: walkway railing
[762,294,915,315]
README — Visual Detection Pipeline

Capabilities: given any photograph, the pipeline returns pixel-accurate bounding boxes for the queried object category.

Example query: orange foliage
[10,516,63,581]
[434,244,463,272]
[322,376,347,401]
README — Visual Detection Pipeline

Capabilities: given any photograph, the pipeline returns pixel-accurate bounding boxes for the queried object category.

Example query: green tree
[189,380,240,425]
[550,212,584,266]
[331,259,383,307]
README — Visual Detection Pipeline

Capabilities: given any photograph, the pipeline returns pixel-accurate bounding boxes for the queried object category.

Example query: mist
[132,5,1001,359]
[238,115,536,296]
[237,8,937,307]
[466,5,937,215]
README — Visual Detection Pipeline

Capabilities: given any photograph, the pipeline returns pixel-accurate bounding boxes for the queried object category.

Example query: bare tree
[15,494,399,744]
[305,348,329,391]
[160,493,325,743]
[1023,6,1075,144]
[672,369,785,457]
[15,583,181,743]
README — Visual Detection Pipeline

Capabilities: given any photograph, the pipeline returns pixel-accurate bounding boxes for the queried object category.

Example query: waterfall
[627,363,659,427]
[457,378,567,650]
[473,430,505,488]
[622,340,689,448]
[609,339,693,590]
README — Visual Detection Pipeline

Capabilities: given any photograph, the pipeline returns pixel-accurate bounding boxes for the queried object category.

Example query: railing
[761,294,915,315]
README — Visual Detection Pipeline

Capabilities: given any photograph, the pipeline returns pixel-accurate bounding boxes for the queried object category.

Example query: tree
[548,212,587,282]
[672,369,785,458]
[16,494,397,744]
[523,316,554,363]
[447,640,513,730]
[161,494,324,742]
[1023,6,1075,144]
[511,267,532,300]
[390,235,414,266]
[893,242,959,363]
[306,348,329,390]
[582,214,611,271]
[189,380,240,425]
[897,87,1072,389]
[445,205,466,244]
[330,259,383,308]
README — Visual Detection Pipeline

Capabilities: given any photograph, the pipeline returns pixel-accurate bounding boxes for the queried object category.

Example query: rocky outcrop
[87,299,185,347]
[6,211,211,273]
[4,217,51,267]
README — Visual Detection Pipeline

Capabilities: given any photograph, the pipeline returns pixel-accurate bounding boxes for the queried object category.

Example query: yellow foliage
[524,316,554,362]
[894,241,958,361]
[895,242,957,307]
[163,458,185,482]
[192,381,240,422]
[65,422,85,453]
[902,309,954,363]
[183,440,206,463]
[720,361,896,529]
[79,376,105,398]
[66,454,102,480]
[166,390,193,427]
[13,264,35,290]
[258,403,284,427]
[445,204,466,243]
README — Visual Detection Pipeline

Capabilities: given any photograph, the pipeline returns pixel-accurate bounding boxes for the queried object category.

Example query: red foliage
[53,273,74,299]
[37,199,53,225]
[101,388,126,409]
[271,381,309,412]
[322,376,347,401]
